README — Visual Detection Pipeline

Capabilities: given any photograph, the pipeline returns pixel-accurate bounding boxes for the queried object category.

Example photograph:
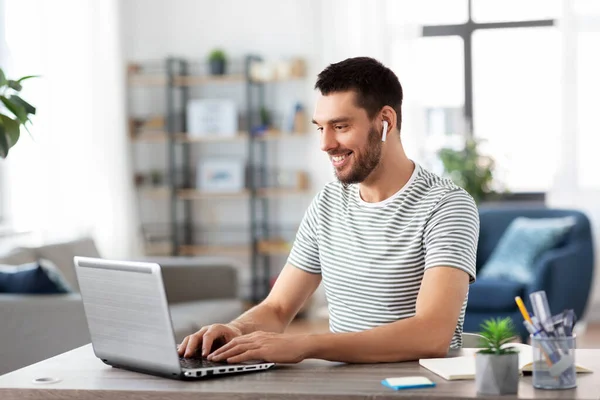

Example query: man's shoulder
[413,165,476,210]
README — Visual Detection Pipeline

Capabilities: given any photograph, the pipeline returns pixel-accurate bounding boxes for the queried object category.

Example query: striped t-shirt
[287,162,479,348]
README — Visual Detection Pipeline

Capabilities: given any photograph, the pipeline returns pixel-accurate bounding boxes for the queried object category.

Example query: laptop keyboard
[179,357,228,369]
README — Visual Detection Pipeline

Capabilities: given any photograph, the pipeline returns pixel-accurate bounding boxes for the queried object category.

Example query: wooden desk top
[1,344,599,400]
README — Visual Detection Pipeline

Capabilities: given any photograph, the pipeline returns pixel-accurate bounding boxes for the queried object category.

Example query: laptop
[73,256,275,380]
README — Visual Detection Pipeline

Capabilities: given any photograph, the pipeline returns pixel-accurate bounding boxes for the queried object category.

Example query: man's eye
[316,126,323,132]
[335,125,347,130]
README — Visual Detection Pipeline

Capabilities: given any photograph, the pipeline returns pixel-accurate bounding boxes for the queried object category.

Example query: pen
[523,321,556,365]
[530,291,555,335]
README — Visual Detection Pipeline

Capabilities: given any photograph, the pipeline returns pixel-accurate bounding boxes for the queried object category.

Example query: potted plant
[150,169,164,186]
[208,49,227,75]
[475,317,520,395]
[0,67,37,158]
[438,138,500,204]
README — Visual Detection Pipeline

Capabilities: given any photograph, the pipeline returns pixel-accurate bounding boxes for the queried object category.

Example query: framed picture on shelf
[186,99,238,138]
[196,159,245,193]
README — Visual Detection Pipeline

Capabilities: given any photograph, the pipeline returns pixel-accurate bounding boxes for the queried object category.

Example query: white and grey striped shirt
[287,163,478,348]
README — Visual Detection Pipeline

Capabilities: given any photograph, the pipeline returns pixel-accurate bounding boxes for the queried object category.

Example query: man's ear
[380,106,397,136]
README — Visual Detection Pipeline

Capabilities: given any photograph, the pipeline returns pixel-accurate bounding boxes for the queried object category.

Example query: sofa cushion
[478,216,576,284]
[467,278,526,312]
[0,262,69,294]
[169,299,244,343]
[34,237,101,292]
[0,248,37,265]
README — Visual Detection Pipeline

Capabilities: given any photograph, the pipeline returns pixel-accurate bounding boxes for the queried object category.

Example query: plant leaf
[0,122,9,158]
[10,95,36,115]
[17,75,39,83]
[1,95,28,123]
[0,68,6,87]
[0,115,20,146]
[7,80,22,92]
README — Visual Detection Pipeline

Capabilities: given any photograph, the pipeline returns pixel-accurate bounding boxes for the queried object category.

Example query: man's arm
[229,264,321,335]
[302,266,469,362]
[180,264,320,357]
[209,266,468,364]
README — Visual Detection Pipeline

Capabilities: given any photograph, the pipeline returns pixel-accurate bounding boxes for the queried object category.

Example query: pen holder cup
[531,334,576,390]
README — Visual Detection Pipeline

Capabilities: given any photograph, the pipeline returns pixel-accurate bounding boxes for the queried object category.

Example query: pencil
[515,296,533,324]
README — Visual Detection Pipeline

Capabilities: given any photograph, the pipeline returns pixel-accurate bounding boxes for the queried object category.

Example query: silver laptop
[73,256,275,380]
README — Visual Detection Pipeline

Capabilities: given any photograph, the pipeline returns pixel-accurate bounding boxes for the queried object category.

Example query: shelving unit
[127,55,309,303]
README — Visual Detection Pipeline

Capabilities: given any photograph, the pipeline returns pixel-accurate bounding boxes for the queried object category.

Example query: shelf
[179,239,291,256]
[127,74,167,86]
[138,187,171,198]
[176,188,309,200]
[144,242,173,256]
[178,189,251,200]
[127,74,304,87]
[131,131,307,143]
[174,74,246,86]
[257,239,291,255]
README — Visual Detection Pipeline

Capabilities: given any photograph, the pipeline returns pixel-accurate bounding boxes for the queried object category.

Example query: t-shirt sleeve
[286,191,322,274]
[423,188,479,283]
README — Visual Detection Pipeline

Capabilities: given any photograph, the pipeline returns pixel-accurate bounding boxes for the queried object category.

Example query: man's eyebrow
[311,117,351,125]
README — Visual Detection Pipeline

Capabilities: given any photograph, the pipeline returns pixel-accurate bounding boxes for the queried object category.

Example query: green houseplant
[208,49,227,75]
[475,317,520,395]
[438,138,498,204]
[0,67,36,158]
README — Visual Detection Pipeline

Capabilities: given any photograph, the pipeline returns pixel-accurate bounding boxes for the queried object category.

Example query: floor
[286,319,600,348]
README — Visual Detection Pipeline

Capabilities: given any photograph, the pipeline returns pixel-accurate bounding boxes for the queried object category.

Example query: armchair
[464,208,595,342]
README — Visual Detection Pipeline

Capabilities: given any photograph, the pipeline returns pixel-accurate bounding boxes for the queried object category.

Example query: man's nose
[320,127,337,152]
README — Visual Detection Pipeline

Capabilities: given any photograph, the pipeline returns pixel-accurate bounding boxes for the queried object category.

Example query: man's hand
[178,324,242,358]
[207,332,309,364]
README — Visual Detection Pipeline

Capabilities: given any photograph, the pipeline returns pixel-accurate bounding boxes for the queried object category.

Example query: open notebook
[419,343,593,381]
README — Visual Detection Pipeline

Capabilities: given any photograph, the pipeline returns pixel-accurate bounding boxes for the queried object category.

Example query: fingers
[183,326,208,358]
[208,335,247,359]
[177,336,189,356]
[201,326,224,357]
[210,341,255,362]
[227,349,261,364]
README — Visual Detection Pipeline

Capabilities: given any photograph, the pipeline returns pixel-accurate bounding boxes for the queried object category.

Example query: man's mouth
[330,151,352,167]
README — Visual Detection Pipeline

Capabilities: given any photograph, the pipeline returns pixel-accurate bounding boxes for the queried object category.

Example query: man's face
[312,91,382,185]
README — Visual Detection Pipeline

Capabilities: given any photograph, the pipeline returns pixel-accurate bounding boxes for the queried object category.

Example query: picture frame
[196,159,245,193]
[186,99,238,138]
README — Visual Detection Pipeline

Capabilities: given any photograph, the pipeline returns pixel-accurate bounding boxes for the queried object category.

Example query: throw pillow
[478,216,576,284]
[0,261,70,294]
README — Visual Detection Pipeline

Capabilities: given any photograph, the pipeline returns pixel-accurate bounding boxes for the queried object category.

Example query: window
[413,0,559,193]
[576,32,600,189]
[472,27,560,192]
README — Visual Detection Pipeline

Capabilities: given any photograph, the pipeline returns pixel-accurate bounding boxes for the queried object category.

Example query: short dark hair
[315,57,403,131]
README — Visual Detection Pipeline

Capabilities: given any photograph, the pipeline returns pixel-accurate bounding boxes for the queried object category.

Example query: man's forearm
[303,316,451,363]
[228,302,289,335]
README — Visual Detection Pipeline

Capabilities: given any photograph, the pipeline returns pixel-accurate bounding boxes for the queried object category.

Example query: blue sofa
[464,208,595,342]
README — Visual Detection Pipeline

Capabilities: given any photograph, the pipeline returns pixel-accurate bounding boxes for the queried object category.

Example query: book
[419,343,593,381]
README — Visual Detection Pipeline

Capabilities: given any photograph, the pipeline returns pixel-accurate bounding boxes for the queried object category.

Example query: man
[178,57,479,364]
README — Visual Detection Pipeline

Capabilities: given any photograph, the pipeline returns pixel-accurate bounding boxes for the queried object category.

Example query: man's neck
[358,142,415,203]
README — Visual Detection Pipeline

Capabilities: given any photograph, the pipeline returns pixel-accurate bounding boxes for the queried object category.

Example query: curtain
[2,0,141,258]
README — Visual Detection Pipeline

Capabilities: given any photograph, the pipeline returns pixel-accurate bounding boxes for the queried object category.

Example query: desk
[0,344,598,399]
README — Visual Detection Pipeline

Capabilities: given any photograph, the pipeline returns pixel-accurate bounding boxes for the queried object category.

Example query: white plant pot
[475,352,519,395]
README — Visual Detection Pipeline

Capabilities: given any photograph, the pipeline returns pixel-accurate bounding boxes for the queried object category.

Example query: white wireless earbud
[381,121,388,142]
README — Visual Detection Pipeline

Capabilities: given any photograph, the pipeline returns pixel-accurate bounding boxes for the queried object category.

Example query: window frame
[420,0,554,199]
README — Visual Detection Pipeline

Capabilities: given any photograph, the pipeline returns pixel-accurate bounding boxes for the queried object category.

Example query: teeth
[332,154,347,162]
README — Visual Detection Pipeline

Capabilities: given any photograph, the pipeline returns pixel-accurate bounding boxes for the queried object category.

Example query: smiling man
[178,57,479,364]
